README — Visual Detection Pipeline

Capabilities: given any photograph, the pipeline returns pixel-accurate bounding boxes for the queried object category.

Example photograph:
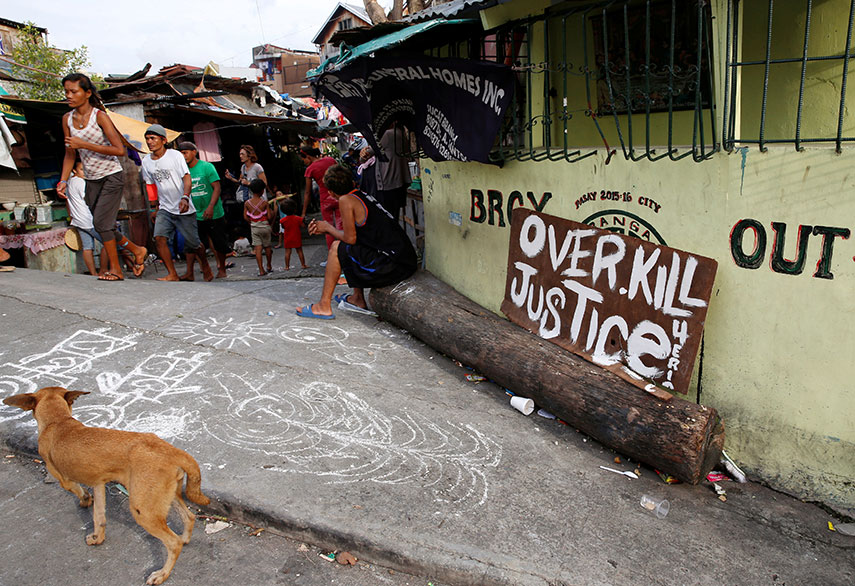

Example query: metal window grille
[420,0,718,163]
[723,0,855,152]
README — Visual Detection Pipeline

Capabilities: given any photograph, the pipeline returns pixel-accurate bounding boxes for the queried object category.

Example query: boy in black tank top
[295,164,416,319]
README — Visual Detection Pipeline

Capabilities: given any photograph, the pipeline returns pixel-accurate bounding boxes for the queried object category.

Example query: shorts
[85,170,124,240]
[197,216,230,254]
[154,210,202,250]
[337,241,417,289]
[250,222,272,247]
[77,227,101,251]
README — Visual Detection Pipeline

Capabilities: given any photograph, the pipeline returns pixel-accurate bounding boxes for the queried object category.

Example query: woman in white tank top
[57,73,146,281]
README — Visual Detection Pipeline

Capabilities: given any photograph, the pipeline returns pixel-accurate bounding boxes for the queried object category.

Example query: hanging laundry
[193,121,223,162]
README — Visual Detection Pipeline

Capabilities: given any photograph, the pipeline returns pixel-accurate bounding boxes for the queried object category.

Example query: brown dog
[3,386,210,585]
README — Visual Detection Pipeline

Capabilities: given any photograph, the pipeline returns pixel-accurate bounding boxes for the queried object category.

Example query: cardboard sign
[501,209,717,395]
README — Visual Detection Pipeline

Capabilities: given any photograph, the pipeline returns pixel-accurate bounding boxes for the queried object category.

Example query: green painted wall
[739,0,855,141]
[419,0,855,509]
[422,147,855,510]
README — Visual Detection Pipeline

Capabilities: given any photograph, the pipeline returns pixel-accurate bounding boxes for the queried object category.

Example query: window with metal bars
[421,0,718,163]
[723,0,855,152]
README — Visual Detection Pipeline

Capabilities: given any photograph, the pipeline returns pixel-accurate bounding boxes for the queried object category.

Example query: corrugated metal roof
[308,18,477,77]
[403,0,499,23]
[171,105,321,134]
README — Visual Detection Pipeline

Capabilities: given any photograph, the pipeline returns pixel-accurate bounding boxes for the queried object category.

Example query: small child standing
[243,179,273,276]
[279,197,309,270]
[65,160,100,276]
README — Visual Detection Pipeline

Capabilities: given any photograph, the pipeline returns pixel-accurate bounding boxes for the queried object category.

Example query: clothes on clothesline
[192,122,222,162]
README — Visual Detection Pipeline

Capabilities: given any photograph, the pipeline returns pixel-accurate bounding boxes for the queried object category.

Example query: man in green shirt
[179,142,229,278]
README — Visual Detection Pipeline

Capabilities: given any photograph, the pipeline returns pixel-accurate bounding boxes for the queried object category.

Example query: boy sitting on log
[295,164,417,320]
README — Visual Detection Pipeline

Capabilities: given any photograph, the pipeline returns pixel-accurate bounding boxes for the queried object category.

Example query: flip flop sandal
[98,272,124,281]
[295,305,335,320]
[333,293,350,304]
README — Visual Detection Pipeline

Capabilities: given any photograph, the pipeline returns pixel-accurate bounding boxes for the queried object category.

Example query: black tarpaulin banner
[314,56,515,163]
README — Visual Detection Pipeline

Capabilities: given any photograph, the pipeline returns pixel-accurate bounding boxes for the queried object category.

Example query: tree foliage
[8,23,99,101]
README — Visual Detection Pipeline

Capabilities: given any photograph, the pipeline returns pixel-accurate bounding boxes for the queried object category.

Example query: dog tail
[177,450,211,506]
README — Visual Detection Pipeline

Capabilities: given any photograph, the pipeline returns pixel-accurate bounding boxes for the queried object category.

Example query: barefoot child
[244,179,273,276]
[279,197,308,270]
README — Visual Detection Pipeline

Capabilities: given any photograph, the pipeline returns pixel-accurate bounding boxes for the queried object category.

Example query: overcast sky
[4,0,392,76]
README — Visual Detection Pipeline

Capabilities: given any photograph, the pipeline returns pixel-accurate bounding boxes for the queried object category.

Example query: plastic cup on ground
[510,396,534,415]
[640,494,670,518]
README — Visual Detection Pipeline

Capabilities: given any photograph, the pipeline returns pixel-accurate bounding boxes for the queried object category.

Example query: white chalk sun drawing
[277,323,397,367]
[202,373,502,507]
[165,317,275,349]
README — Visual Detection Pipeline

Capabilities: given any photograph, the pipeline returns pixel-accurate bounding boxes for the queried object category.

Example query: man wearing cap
[141,124,213,282]
[179,141,228,278]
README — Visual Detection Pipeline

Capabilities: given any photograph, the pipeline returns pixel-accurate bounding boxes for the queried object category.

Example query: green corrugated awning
[308,18,477,78]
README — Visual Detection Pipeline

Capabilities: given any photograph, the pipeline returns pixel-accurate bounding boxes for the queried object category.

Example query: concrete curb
[2,433,548,586]
[202,492,555,586]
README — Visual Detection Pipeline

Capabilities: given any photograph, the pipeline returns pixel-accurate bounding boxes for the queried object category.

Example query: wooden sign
[501,209,717,395]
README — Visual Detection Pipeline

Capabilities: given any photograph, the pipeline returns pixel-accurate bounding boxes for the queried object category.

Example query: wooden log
[370,271,725,484]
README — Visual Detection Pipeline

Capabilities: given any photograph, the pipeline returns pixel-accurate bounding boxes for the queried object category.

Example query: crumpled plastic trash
[720,450,747,483]
[205,520,229,534]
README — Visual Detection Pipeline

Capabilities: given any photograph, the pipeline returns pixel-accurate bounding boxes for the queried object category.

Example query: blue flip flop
[295,305,335,320]
[333,293,349,304]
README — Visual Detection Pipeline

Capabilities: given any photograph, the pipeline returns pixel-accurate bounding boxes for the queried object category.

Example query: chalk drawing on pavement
[73,349,209,440]
[202,373,502,507]
[0,328,138,423]
[277,324,397,367]
[164,317,275,350]
[0,327,503,508]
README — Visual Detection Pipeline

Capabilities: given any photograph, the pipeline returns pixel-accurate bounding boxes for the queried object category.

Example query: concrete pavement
[0,448,438,586]
[0,266,853,585]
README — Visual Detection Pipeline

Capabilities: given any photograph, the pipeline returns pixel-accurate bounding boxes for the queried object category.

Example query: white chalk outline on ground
[0,327,503,508]
[202,372,501,507]
[277,323,398,368]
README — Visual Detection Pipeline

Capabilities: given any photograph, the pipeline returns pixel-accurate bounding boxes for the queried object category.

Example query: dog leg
[45,460,92,507]
[86,483,107,545]
[138,516,183,585]
[172,490,197,545]
[131,493,185,585]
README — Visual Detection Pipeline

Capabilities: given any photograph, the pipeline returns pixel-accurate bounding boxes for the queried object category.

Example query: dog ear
[2,394,37,411]
[64,390,90,406]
